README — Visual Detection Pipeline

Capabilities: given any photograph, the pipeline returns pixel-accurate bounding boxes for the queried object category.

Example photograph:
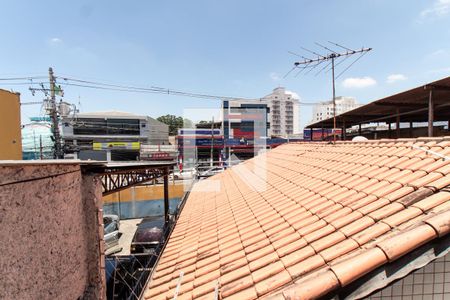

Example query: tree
[157,115,193,135]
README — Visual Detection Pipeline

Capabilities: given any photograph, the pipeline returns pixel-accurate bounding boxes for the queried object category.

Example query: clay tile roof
[143,137,450,300]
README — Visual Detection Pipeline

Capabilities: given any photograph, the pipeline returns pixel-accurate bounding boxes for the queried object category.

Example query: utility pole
[48,67,63,159]
[288,42,371,143]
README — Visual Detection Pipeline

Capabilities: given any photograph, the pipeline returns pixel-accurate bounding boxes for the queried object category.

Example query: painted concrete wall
[0,162,104,299]
[103,183,185,219]
[0,89,22,160]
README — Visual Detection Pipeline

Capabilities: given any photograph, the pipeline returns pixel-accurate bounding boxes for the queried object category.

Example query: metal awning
[307,76,450,136]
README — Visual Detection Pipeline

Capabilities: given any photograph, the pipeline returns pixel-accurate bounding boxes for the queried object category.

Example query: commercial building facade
[62,111,169,161]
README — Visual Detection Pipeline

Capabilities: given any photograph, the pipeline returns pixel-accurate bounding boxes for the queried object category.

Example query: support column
[388,123,392,139]
[321,126,324,141]
[163,167,169,223]
[428,89,434,137]
[358,124,362,136]
[310,129,313,141]
[396,109,400,138]
[409,121,413,138]
[342,119,346,140]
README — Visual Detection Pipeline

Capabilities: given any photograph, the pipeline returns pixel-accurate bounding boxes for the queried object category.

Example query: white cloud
[342,76,377,89]
[386,74,407,84]
[285,90,300,100]
[429,49,447,57]
[270,72,280,81]
[420,0,450,19]
[50,37,63,44]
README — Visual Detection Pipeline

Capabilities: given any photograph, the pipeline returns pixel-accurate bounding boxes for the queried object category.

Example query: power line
[0,76,47,81]
[2,72,324,106]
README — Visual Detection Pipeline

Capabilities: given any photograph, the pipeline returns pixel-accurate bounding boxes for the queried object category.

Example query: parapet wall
[0,162,104,300]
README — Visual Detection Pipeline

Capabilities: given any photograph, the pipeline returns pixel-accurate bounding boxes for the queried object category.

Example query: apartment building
[311,96,360,123]
[227,87,300,137]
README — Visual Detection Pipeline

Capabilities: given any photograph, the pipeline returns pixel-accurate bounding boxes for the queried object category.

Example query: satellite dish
[352,136,368,142]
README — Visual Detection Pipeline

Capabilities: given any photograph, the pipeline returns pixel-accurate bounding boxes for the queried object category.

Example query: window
[73,118,140,135]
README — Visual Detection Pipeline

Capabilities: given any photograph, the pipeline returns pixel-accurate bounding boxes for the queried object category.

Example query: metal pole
[33,130,37,159]
[358,124,362,136]
[396,108,400,138]
[409,121,413,138]
[210,116,214,167]
[332,55,336,143]
[163,167,169,223]
[388,123,392,139]
[428,89,434,137]
[39,135,43,159]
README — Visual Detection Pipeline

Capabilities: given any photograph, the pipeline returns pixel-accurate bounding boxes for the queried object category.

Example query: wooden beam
[374,102,426,108]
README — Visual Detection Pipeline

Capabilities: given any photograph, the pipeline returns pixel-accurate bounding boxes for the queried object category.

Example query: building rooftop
[74,110,148,119]
[143,137,450,299]
[307,76,450,129]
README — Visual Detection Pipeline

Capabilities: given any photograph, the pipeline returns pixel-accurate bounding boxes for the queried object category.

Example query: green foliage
[157,114,193,135]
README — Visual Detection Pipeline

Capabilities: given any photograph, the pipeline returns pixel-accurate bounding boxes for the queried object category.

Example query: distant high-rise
[227,87,300,137]
[310,96,361,124]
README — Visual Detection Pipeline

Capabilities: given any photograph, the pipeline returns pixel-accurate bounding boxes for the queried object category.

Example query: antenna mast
[289,42,372,142]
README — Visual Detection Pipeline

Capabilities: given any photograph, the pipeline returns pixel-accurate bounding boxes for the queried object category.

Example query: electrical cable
[0,76,47,81]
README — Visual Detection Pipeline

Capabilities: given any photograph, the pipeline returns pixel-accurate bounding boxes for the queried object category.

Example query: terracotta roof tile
[319,239,360,262]
[424,210,450,237]
[282,269,339,300]
[376,224,437,261]
[331,247,387,286]
[143,138,450,299]
[279,245,315,268]
[286,254,325,279]
[411,191,450,211]
[254,270,291,297]
[220,274,254,298]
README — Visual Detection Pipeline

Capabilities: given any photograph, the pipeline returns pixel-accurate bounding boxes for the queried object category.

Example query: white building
[262,87,300,136]
[61,111,169,161]
[228,87,300,137]
[310,96,361,124]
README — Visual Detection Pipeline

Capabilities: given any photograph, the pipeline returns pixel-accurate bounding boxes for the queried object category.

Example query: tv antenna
[286,41,372,142]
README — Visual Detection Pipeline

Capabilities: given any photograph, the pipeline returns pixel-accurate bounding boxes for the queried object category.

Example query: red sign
[150,152,170,159]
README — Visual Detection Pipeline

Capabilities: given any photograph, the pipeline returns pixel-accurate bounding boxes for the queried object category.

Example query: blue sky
[1,0,450,128]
